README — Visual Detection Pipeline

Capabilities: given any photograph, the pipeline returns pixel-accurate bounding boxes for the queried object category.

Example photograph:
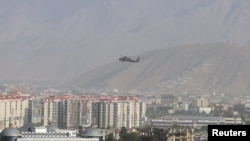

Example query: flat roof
[162,115,224,120]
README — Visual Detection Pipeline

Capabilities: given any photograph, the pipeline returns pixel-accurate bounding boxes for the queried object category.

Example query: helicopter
[119,56,140,62]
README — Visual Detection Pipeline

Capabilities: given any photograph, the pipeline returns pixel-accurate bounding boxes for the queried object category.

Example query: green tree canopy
[119,126,127,141]
[123,132,140,141]
[142,136,159,141]
[106,133,115,141]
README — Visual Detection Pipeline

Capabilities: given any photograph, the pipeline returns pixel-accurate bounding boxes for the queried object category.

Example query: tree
[123,132,140,141]
[106,133,115,141]
[142,136,159,141]
[119,126,128,141]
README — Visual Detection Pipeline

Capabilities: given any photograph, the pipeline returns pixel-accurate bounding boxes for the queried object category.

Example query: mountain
[0,0,250,81]
[74,43,250,96]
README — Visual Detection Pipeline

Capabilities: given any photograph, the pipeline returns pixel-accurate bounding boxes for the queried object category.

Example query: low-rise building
[0,126,101,141]
[145,115,244,128]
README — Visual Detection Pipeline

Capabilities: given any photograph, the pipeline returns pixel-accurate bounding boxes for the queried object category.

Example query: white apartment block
[94,96,146,129]
[42,94,92,129]
[60,98,92,128]
[42,94,146,130]
[42,97,60,126]
[0,93,32,128]
[97,101,114,128]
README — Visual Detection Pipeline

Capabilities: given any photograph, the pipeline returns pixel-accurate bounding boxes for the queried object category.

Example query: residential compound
[0,93,32,129]
[92,96,146,129]
[42,94,92,129]
[0,90,146,130]
[42,94,146,129]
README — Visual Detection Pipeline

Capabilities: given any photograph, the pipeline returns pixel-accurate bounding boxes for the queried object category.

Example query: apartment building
[42,94,92,129]
[161,94,178,106]
[42,96,60,127]
[194,97,209,107]
[42,94,146,129]
[93,96,146,129]
[0,93,32,128]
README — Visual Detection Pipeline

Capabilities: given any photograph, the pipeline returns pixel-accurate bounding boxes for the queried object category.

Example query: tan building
[0,93,32,128]
[195,98,209,108]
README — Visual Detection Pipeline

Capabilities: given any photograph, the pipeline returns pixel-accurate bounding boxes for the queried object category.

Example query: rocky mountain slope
[0,0,250,81]
[74,43,250,96]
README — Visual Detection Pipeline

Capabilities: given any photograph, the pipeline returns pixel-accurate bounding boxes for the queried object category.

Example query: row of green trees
[105,127,159,141]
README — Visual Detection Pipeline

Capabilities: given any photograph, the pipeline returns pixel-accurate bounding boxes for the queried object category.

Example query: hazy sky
[0,0,249,81]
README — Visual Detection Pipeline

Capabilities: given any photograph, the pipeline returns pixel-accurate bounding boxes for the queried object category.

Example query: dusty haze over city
[1,2,250,140]
[0,0,250,94]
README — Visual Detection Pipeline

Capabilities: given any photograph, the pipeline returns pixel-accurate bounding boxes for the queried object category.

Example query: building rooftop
[162,115,224,121]
[46,125,59,132]
[0,127,21,136]
[82,128,103,137]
